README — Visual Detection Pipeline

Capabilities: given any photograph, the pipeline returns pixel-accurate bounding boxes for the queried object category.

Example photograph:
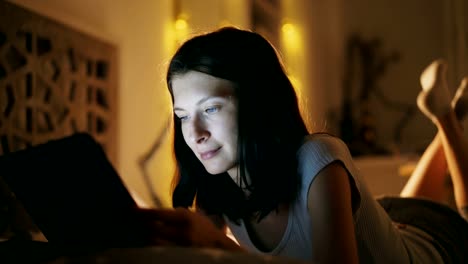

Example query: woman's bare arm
[307,161,359,264]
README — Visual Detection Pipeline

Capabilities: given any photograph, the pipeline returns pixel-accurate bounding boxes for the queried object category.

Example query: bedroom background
[2,0,467,209]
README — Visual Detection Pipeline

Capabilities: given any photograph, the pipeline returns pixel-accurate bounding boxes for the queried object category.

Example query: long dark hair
[167,27,309,222]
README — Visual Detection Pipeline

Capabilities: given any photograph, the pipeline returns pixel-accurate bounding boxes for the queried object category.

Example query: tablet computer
[0,133,144,247]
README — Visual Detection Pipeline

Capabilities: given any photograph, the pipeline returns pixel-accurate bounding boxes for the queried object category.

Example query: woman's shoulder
[295,132,358,192]
[299,133,348,153]
[297,132,354,168]
[302,132,340,141]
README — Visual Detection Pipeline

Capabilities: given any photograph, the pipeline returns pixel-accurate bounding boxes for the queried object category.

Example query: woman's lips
[199,147,221,160]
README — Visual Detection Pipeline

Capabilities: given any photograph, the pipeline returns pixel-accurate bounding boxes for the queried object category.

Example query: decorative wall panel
[0,2,118,164]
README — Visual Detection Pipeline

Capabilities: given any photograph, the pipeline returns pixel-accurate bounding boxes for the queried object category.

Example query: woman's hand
[135,207,242,251]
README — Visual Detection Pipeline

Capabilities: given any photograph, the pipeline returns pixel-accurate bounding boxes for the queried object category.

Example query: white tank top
[224,134,443,263]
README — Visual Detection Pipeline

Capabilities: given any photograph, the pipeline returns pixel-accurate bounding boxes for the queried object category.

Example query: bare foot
[452,77,468,121]
[417,59,452,123]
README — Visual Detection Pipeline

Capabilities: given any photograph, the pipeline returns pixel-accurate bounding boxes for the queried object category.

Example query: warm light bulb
[282,23,295,35]
[281,22,301,54]
[175,18,188,31]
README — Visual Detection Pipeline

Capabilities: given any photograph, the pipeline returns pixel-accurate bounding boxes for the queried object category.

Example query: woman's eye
[177,115,189,122]
[205,106,219,114]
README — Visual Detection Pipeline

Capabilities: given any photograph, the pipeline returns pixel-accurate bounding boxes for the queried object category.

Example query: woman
[142,27,468,263]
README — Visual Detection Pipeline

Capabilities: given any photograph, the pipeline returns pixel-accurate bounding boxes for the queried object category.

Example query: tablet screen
[0,133,143,247]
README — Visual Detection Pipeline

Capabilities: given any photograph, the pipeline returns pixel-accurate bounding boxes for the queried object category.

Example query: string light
[175,17,188,31]
[281,22,301,54]
[174,14,189,46]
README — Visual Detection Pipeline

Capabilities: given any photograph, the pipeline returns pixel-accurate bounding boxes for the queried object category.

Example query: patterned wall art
[0,1,118,164]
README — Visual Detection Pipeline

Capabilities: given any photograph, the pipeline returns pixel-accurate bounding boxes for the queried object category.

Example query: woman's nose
[188,116,209,144]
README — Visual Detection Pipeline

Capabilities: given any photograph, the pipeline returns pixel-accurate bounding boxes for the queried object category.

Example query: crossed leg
[400,59,468,220]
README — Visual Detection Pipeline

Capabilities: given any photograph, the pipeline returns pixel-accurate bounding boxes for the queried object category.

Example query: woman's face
[172,71,239,178]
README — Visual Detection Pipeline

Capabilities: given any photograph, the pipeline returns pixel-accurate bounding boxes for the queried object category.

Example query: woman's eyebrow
[173,95,230,112]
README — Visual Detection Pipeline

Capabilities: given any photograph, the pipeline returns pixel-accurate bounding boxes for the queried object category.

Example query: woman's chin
[202,163,230,175]
[201,159,237,176]
[204,167,226,175]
